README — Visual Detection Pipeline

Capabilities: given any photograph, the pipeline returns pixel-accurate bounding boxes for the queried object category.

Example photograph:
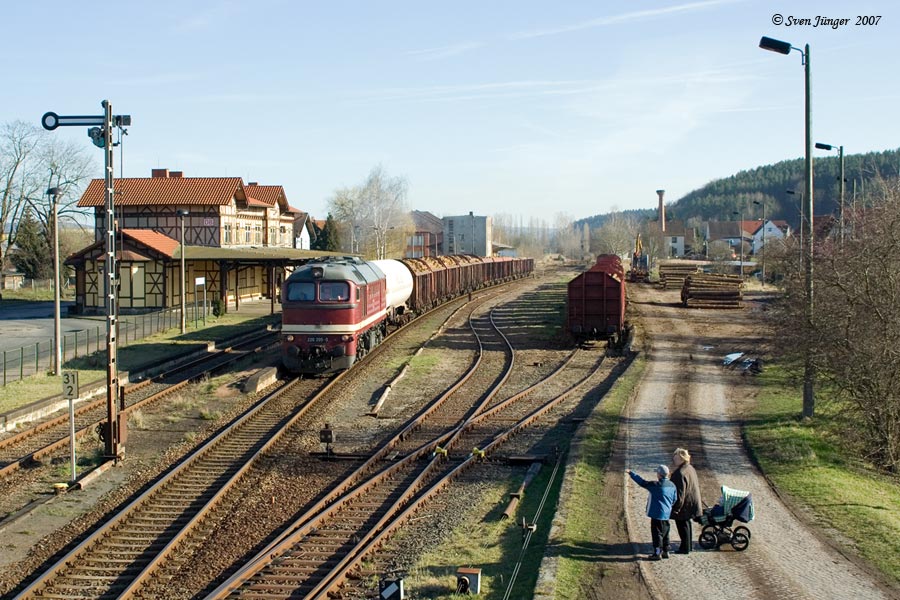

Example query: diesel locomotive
[281,255,534,374]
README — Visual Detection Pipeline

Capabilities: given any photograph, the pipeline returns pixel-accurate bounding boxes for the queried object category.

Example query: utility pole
[48,187,62,376]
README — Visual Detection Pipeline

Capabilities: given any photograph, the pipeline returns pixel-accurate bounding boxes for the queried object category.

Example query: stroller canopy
[721,485,755,522]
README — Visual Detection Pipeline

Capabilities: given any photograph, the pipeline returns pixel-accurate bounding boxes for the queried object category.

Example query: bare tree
[553,212,581,259]
[593,211,639,257]
[770,179,900,471]
[1,121,42,268]
[327,166,411,259]
[0,120,95,269]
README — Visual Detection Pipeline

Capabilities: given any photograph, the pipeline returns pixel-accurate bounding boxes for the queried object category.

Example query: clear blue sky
[4,1,898,221]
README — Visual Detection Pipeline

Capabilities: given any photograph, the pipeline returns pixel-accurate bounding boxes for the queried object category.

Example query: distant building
[1,270,24,290]
[292,211,318,250]
[750,219,790,253]
[706,220,753,255]
[406,210,444,258]
[660,220,695,257]
[492,242,518,257]
[443,212,492,257]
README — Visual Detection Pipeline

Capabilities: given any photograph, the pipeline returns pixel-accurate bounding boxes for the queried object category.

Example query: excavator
[628,234,650,283]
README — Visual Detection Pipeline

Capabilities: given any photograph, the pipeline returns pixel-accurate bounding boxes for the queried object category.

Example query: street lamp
[753,200,766,284]
[732,210,744,278]
[47,187,63,375]
[815,142,845,244]
[177,209,189,333]
[761,35,815,417]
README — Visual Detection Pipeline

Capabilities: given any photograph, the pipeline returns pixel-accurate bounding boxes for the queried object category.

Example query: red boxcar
[567,254,626,340]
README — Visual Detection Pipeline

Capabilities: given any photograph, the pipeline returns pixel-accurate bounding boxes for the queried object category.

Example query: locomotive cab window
[319,281,350,302]
[286,282,315,302]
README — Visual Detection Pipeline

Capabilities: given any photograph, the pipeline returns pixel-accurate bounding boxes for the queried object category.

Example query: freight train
[566,254,628,347]
[281,255,534,374]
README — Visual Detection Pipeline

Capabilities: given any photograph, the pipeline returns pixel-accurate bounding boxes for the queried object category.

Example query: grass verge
[549,353,646,599]
[743,362,900,585]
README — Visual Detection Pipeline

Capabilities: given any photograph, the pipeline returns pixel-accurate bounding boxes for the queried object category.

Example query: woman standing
[671,448,702,553]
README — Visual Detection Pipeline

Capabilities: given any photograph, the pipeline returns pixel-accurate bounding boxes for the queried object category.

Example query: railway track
[0,331,278,483]
[8,285,522,599]
[204,331,610,599]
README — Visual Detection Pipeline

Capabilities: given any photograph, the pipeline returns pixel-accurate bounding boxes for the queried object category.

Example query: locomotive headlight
[285,335,295,342]
[341,334,351,341]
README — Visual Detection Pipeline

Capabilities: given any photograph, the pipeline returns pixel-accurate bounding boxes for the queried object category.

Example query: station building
[66,169,334,315]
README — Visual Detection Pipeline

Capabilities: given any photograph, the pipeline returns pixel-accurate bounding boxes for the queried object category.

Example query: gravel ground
[623,285,892,600]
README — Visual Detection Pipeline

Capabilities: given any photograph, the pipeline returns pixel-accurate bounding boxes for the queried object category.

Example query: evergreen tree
[315,214,341,251]
[11,208,51,279]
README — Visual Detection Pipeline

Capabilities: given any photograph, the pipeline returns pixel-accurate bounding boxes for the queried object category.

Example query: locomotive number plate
[307,336,326,343]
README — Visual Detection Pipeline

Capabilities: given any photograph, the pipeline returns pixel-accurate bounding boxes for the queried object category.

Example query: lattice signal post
[42,101,131,460]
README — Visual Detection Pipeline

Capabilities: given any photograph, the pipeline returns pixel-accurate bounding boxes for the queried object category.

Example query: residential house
[660,220,696,257]
[750,219,790,253]
[292,211,317,250]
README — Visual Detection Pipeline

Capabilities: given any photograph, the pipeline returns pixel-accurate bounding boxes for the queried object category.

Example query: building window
[224,224,232,244]
[269,227,277,246]
[254,224,262,244]
[244,224,251,243]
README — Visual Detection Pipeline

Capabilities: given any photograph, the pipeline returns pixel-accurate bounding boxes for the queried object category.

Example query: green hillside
[580,147,900,229]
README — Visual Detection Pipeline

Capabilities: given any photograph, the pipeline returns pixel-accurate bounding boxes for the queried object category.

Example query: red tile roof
[121,229,180,258]
[78,177,244,207]
[242,184,283,207]
[246,196,270,207]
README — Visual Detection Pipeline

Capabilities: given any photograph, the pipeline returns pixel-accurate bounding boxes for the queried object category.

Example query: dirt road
[624,285,889,600]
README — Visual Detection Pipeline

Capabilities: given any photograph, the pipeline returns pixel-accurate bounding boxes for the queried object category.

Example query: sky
[4,0,899,222]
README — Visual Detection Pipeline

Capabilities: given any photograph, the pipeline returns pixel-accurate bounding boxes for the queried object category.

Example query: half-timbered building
[67,169,331,315]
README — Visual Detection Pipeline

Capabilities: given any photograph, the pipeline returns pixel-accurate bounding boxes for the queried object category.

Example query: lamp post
[47,187,62,375]
[753,200,766,284]
[761,36,815,417]
[815,142,844,244]
[177,209,189,333]
[732,210,744,278]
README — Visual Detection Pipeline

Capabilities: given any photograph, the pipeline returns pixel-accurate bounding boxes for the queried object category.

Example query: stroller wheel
[699,526,718,550]
[731,526,751,551]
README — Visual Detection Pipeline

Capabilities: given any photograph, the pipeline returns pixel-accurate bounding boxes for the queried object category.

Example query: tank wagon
[281,255,533,374]
[566,254,627,344]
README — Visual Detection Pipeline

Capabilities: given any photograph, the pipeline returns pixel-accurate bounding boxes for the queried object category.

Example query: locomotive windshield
[284,280,350,302]
[286,282,315,302]
[319,281,350,302]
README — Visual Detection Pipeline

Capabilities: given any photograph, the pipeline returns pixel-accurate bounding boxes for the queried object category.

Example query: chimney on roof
[656,189,666,232]
[169,171,183,178]
[247,182,258,186]
[152,168,169,178]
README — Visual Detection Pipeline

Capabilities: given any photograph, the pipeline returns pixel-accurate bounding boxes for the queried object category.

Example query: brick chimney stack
[656,189,666,232]
[151,168,169,178]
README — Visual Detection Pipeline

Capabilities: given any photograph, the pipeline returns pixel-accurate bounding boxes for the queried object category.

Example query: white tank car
[372,259,414,316]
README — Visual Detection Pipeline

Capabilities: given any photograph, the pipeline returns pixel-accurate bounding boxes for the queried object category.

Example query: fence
[0,306,204,386]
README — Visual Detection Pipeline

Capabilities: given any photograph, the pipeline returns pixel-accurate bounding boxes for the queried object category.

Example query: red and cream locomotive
[281,255,534,375]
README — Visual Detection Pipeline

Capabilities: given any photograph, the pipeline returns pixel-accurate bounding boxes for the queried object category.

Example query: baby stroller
[695,485,755,551]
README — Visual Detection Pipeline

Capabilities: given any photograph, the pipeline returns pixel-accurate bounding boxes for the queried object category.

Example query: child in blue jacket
[627,464,677,560]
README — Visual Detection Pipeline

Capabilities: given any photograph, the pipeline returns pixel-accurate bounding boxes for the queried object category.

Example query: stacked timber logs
[681,273,743,308]
[658,263,701,289]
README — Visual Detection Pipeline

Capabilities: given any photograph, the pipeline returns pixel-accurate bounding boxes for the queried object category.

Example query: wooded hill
[578,147,900,229]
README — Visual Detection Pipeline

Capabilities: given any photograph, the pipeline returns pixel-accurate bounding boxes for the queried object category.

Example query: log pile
[681,273,744,308]
[658,263,701,289]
